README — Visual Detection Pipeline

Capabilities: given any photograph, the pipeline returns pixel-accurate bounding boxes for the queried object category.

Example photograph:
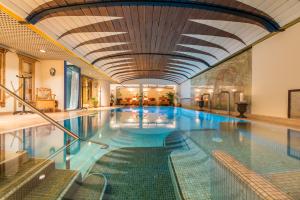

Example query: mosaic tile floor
[90,147,177,200]
[170,140,211,200]
[67,174,106,200]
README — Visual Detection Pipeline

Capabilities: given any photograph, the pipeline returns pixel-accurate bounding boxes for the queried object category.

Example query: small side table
[236,102,248,118]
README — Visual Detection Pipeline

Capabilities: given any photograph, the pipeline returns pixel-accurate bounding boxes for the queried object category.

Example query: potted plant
[91,97,99,108]
[110,94,115,106]
[166,92,175,106]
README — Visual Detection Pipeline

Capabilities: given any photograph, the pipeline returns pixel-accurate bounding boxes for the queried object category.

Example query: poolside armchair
[159,97,170,106]
[120,98,131,106]
[35,88,56,112]
[148,98,157,106]
[143,97,149,106]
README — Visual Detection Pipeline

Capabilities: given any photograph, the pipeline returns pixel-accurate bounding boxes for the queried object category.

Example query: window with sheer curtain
[0,48,6,107]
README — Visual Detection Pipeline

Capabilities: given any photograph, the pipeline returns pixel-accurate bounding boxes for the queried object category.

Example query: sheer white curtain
[69,70,79,110]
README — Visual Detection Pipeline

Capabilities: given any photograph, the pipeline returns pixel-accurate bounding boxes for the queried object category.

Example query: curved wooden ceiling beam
[58,22,125,39]
[184,22,245,44]
[163,67,193,76]
[116,74,183,83]
[111,70,189,79]
[27,1,280,32]
[168,62,202,71]
[104,64,195,75]
[179,36,230,53]
[102,63,136,71]
[107,67,192,76]
[118,76,180,84]
[74,35,128,49]
[176,45,218,60]
[92,53,210,67]
[113,71,186,80]
[84,44,130,57]
[100,59,133,67]
[165,65,196,73]
[114,74,186,85]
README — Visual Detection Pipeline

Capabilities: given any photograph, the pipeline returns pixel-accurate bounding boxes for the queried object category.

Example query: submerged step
[1,158,54,199]
[64,173,106,200]
[90,147,177,200]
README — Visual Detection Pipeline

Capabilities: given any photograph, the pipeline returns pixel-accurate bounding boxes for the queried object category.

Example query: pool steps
[1,158,56,199]
[0,151,106,200]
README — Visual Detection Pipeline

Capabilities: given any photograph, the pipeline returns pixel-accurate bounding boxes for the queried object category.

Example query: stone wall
[188,49,252,113]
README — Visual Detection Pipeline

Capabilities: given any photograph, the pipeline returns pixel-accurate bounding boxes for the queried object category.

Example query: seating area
[113,85,175,107]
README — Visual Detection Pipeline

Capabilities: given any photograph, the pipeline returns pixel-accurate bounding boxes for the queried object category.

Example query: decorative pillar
[139,84,143,107]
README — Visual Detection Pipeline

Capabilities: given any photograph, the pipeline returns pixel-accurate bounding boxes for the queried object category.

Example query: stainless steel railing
[0,83,109,149]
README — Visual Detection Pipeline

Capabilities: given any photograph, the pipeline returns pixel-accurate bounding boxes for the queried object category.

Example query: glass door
[64,62,81,110]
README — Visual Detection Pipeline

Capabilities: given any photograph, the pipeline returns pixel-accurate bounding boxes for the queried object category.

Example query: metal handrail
[0,83,109,149]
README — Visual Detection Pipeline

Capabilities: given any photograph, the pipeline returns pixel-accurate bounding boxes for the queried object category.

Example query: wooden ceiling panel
[3,0,298,82]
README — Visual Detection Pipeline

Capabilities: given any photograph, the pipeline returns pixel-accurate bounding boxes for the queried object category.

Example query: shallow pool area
[1,106,300,199]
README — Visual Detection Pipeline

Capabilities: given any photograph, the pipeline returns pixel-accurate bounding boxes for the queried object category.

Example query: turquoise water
[5,107,300,199]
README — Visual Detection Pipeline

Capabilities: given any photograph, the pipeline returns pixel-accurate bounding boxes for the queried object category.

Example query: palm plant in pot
[91,97,99,108]
[166,92,175,106]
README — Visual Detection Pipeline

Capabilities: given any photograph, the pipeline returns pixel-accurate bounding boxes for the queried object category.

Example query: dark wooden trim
[115,73,184,80]
[102,63,136,71]
[107,67,191,76]
[119,77,178,84]
[92,52,210,67]
[288,89,300,118]
[27,0,280,32]
[168,62,202,70]
[166,65,196,73]
[110,70,189,79]
[118,76,180,84]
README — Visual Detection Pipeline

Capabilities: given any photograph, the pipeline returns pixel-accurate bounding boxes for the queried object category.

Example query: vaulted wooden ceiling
[1,0,300,84]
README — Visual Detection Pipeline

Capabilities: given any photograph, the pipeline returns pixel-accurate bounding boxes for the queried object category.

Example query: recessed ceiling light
[40,49,46,53]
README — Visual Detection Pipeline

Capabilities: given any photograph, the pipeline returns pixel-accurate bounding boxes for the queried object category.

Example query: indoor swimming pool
[1,107,300,200]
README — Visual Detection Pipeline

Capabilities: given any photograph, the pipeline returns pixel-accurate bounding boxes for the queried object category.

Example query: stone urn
[199,100,205,111]
[236,102,248,118]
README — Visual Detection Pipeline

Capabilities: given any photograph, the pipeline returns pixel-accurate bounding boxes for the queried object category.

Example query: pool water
[4,107,300,199]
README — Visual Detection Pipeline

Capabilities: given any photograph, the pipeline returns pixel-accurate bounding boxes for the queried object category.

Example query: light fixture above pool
[39,49,46,53]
